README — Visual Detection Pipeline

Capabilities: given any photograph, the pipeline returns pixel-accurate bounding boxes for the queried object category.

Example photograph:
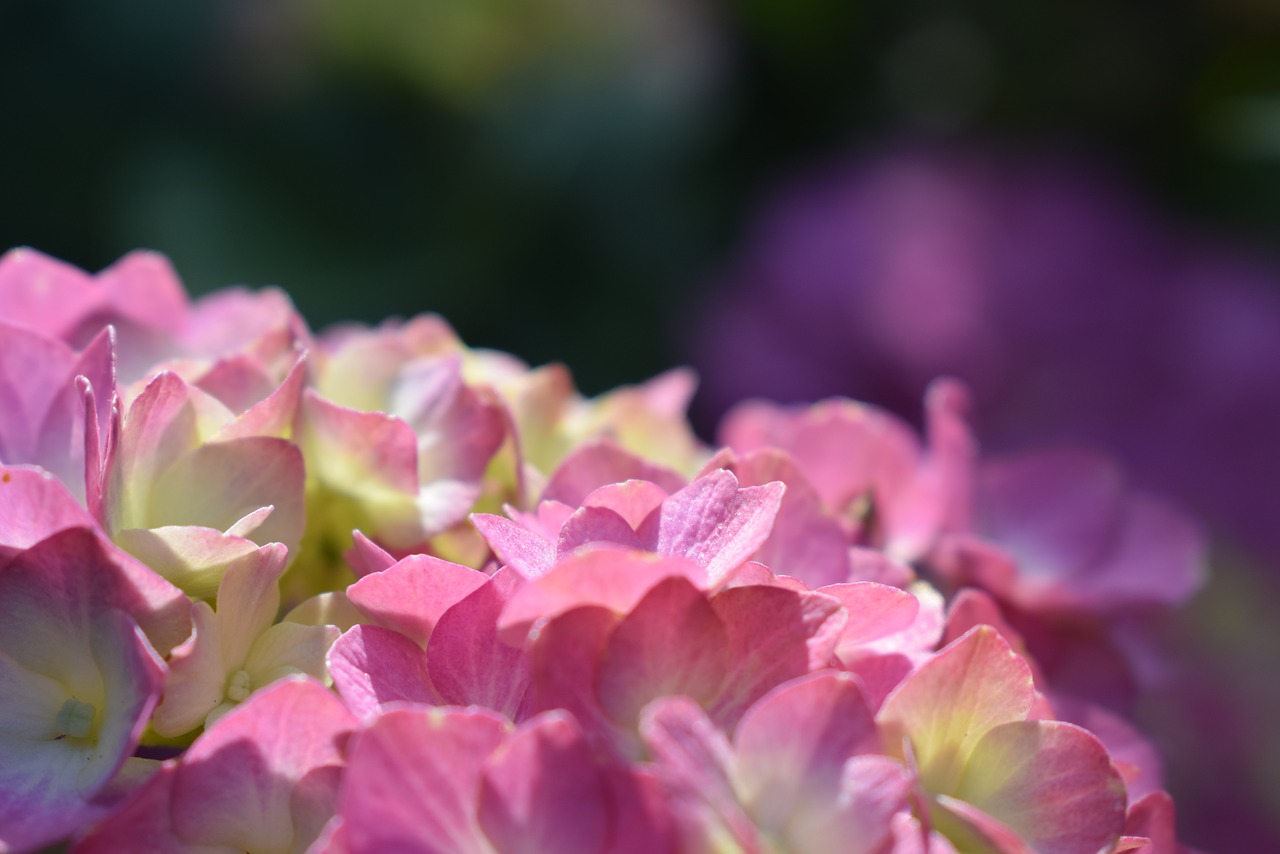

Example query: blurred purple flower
[690,146,1280,567]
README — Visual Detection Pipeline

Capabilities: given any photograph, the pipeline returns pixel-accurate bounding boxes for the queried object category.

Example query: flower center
[54,698,96,740]
[227,669,252,702]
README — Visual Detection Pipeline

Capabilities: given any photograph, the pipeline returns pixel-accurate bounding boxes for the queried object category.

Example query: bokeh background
[4,1,1280,847]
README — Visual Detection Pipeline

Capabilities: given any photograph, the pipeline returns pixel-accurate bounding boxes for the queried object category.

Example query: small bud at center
[227,670,252,702]
[55,698,96,740]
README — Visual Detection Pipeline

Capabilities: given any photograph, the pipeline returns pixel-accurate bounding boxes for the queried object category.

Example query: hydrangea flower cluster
[0,247,1204,853]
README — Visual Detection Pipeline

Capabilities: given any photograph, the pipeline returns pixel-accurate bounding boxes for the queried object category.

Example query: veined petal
[952,720,1127,854]
[878,626,1036,796]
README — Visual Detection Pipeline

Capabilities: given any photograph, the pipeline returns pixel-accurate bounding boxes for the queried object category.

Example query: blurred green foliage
[2,0,1279,394]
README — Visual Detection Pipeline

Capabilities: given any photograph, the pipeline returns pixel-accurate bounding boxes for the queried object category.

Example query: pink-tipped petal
[820,582,920,648]
[346,530,396,577]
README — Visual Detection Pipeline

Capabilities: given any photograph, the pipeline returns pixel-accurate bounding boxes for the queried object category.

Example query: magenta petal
[471,512,555,579]
[600,766,676,854]
[542,440,685,507]
[341,706,511,854]
[528,606,627,753]
[72,765,188,854]
[347,554,488,647]
[171,677,355,852]
[328,625,439,717]
[597,577,729,728]
[733,671,880,829]
[727,449,852,588]
[555,505,645,559]
[639,696,758,852]
[1123,791,1180,854]
[581,480,671,529]
[707,584,845,726]
[429,568,532,719]
[478,711,609,854]
[639,470,785,585]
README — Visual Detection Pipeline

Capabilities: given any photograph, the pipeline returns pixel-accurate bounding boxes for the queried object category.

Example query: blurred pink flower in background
[690,144,1280,848]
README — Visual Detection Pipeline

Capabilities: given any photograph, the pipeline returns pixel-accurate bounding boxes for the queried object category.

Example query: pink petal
[596,577,730,728]
[581,480,672,529]
[471,512,555,579]
[340,706,510,854]
[782,755,911,854]
[0,467,98,561]
[171,677,355,852]
[639,696,758,852]
[346,530,396,577]
[555,505,645,559]
[347,554,488,647]
[498,549,705,647]
[725,449,852,588]
[819,582,920,649]
[429,568,532,719]
[1123,791,1180,854]
[951,720,1127,854]
[527,606,628,754]
[878,626,1037,796]
[0,247,102,339]
[2,525,189,656]
[542,440,685,507]
[72,765,190,853]
[732,671,880,829]
[328,625,439,718]
[707,584,845,726]
[639,469,785,585]
[477,711,609,854]
[214,356,308,440]
[600,766,677,854]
